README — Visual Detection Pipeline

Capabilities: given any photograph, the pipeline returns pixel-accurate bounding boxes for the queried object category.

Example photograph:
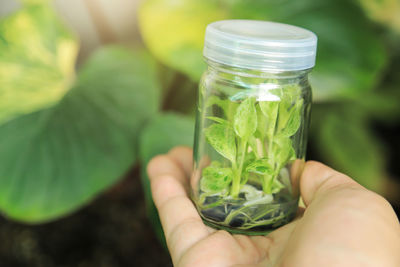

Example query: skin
[147,146,400,267]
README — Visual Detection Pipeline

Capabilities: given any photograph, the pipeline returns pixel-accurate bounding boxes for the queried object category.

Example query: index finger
[147,147,209,265]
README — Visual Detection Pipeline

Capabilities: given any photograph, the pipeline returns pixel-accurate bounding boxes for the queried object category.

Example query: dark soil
[0,168,172,267]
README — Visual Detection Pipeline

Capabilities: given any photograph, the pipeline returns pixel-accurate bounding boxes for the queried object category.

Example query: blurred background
[0,0,399,266]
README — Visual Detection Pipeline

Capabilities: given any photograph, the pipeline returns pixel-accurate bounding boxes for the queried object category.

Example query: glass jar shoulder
[200,66,312,104]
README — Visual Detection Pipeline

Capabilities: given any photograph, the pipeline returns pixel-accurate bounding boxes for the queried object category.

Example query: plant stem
[261,134,275,194]
[258,137,265,158]
[265,172,278,194]
[260,135,268,193]
[231,139,247,197]
[267,134,273,160]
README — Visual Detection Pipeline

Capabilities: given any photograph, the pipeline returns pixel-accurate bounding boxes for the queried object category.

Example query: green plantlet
[204,122,236,163]
[200,162,233,193]
[197,83,304,231]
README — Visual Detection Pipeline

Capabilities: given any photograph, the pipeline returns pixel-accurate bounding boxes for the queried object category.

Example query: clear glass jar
[191,20,317,235]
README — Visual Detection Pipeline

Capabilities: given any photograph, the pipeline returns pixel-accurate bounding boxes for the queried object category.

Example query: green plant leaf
[206,116,231,126]
[259,101,280,121]
[200,163,233,193]
[284,1,387,101]
[245,158,284,194]
[233,97,257,140]
[356,0,400,35]
[311,106,386,192]
[276,99,292,131]
[138,0,226,81]
[139,112,194,246]
[273,138,296,167]
[258,101,279,138]
[357,88,400,123]
[246,159,274,175]
[204,123,236,163]
[280,99,304,137]
[274,84,302,135]
[138,0,386,101]
[276,88,304,137]
[0,1,78,124]
[139,113,194,164]
[0,46,161,223]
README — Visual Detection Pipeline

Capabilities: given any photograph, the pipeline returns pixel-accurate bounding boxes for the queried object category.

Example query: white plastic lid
[203,20,318,71]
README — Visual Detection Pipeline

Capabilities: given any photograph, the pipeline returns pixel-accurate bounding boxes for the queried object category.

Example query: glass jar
[191,20,317,235]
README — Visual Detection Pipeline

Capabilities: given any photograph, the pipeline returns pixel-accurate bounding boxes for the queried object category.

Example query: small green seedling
[198,83,303,231]
[203,84,302,196]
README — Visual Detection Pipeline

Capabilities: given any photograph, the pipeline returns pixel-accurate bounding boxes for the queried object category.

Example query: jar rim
[203,20,318,72]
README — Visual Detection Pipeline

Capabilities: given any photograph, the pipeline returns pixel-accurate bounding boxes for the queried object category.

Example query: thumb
[300,160,361,206]
[278,161,400,267]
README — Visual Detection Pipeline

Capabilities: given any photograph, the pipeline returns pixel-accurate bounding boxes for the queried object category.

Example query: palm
[147,147,400,267]
[175,221,297,267]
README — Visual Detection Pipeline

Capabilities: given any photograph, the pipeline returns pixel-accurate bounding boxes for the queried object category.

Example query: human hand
[147,146,400,267]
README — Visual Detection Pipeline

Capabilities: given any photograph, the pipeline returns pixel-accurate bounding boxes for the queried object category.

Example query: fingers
[147,154,189,207]
[147,148,209,265]
[168,146,193,177]
[300,160,360,206]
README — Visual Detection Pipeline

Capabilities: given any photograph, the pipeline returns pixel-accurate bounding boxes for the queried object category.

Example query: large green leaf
[139,0,227,81]
[357,89,400,123]
[247,1,387,101]
[0,1,78,124]
[0,46,161,223]
[138,0,386,101]
[139,113,194,163]
[356,0,400,35]
[311,105,386,192]
[278,1,387,101]
[139,112,194,245]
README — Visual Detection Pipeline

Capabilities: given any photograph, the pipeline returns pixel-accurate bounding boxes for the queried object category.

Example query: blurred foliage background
[0,0,399,266]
